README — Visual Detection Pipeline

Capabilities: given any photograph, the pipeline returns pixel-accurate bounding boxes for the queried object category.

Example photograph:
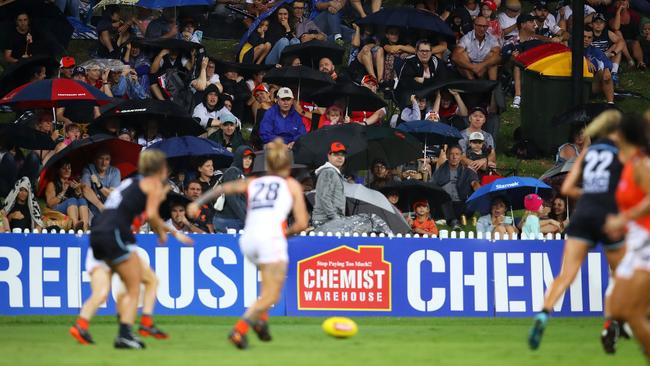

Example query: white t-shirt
[556,4,596,24]
[498,12,519,39]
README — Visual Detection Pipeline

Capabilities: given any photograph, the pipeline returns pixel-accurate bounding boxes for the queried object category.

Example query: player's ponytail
[139,148,168,177]
[584,109,622,139]
[266,137,292,174]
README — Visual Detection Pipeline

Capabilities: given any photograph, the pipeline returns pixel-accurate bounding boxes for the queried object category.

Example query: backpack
[158,69,193,113]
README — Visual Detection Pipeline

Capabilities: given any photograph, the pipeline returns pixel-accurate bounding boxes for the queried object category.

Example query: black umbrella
[0,55,59,98]
[0,123,57,150]
[307,82,387,112]
[415,78,498,99]
[378,180,451,213]
[551,103,621,126]
[251,149,308,174]
[345,127,423,171]
[293,124,368,166]
[136,38,204,51]
[357,7,454,38]
[263,66,335,97]
[91,99,205,137]
[214,59,273,79]
[280,40,345,68]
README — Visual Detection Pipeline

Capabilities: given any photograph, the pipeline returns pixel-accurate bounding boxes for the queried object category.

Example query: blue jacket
[258,104,306,144]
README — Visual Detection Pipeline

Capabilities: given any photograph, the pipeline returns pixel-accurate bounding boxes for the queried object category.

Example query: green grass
[0,316,644,366]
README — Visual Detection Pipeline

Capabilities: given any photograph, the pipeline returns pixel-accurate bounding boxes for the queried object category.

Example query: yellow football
[322,317,358,338]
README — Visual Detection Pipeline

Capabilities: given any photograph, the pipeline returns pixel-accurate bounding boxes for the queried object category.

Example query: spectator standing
[212,146,255,232]
[312,142,347,227]
[452,16,501,80]
[81,150,121,217]
[184,179,215,233]
[1,177,43,231]
[432,144,480,229]
[258,87,306,147]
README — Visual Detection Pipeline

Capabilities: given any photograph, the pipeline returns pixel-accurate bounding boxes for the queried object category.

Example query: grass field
[0,316,643,366]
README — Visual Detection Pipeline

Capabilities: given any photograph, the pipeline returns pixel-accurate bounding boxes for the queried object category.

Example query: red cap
[60,56,76,68]
[482,0,497,11]
[329,141,346,154]
[413,200,429,210]
[243,149,255,157]
[361,74,378,86]
[253,83,269,94]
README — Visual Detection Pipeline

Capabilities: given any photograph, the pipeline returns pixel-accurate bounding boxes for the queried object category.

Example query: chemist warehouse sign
[0,234,608,317]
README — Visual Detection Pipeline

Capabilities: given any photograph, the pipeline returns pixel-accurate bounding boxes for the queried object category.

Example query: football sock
[541,308,549,315]
[141,314,153,327]
[612,63,619,73]
[235,318,252,334]
[260,311,269,322]
[76,317,89,330]
[119,323,131,338]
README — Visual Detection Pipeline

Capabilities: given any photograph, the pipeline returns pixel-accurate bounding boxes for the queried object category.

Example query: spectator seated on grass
[634,17,650,69]
[432,89,469,129]
[259,87,306,148]
[546,196,570,233]
[532,1,568,44]
[459,107,496,165]
[584,27,616,103]
[556,125,589,164]
[401,94,439,122]
[193,84,230,129]
[498,0,523,41]
[309,0,354,43]
[208,113,246,152]
[609,0,645,68]
[476,196,518,236]
[481,0,502,40]
[407,200,439,236]
[380,27,416,87]
[81,149,121,217]
[463,131,497,179]
[396,39,445,95]
[191,57,224,94]
[239,19,272,64]
[137,120,163,149]
[451,16,501,80]
[264,6,300,65]
[590,12,625,85]
[1,177,43,232]
[293,0,326,43]
[432,144,480,230]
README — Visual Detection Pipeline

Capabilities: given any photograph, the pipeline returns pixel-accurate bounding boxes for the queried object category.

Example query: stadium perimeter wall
[0,233,608,317]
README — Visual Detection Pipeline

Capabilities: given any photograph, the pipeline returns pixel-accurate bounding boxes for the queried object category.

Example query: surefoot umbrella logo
[297,246,391,311]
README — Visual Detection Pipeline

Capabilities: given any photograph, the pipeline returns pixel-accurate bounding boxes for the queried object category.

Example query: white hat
[277,87,294,99]
[469,131,485,141]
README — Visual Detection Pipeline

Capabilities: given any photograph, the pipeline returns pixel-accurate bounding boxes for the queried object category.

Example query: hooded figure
[2,177,44,230]
[192,84,239,129]
[212,145,255,232]
[311,160,346,226]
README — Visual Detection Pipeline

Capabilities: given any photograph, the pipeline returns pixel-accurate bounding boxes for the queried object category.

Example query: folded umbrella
[378,180,451,213]
[292,124,368,167]
[344,126,423,171]
[91,99,205,137]
[149,136,233,168]
[38,135,141,196]
[280,40,345,68]
[0,79,113,109]
[307,82,386,112]
[465,176,553,215]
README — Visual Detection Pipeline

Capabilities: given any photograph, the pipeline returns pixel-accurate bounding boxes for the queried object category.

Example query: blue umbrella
[465,176,553,214]
[136,0,213,8]
[237,0,292,56]
[397,120,463,148]
[149,136,233,168]
[357,7,454,38]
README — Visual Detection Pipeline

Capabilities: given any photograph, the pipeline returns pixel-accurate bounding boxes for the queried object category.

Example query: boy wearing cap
[591,13,624,85]
[59,56,76,79]
[465,131,497,176]
[408,200,439,236]
[258,87,306,148]
[312,142,347,228]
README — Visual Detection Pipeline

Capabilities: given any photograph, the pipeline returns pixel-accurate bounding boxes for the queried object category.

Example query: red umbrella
[0,79,112,109]
[38,135,141,196]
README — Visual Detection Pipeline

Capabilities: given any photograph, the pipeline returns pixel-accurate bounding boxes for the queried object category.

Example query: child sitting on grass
[408,200,438,236]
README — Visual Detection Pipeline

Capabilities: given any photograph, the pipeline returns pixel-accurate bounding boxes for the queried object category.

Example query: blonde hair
[266,137,292,174]
[584,109,623,139]
[138,149,167,177]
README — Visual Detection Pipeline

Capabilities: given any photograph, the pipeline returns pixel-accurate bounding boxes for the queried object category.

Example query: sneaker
[228,330,249,350]
[601,319,620,354]
[69,324,94,345]
[114,333,146,349]
[139,324,169,339]
[528,312,549,350]
[253,321,272,342]
[612,72,619,87]
[511,96,521,109]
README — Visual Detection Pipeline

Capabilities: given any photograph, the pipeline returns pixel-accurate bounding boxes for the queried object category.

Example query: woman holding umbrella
[44,160,89,231]
[475,196,518,236]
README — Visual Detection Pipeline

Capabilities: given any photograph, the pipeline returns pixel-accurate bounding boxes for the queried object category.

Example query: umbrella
[378,180,451,213]
[0,79,113,109]
[397,120,463,153]
[305,182,411,234]
[0,123,57,150]
[159,192,191,221]
[344,126,423,171]
[38,135,141,196]
[237,0,292,55]
[293,124,368,166]
[136,0,213,8]
[79,58,128,72]
[213,59,273,79]
[0,56,59,98]
[539,158,575,181]
[552,103,621,126]
[149,136,233,168]
[307,82,387,112]
[415,78,498,99]
[92,99,205,137]
[136,38,203,51]
[280,40,345,68]
[263,66,335,98]
[356,7,454,38]
[251,149,308,174]
[465,176,553,215]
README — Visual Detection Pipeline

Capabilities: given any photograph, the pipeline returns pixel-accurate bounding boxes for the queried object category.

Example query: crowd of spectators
[1,0,648,235]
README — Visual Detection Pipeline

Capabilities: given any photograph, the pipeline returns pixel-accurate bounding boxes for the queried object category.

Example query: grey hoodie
[312,161,346,225]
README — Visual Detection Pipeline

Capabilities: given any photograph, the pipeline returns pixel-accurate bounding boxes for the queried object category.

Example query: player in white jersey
[188,138,309,350]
